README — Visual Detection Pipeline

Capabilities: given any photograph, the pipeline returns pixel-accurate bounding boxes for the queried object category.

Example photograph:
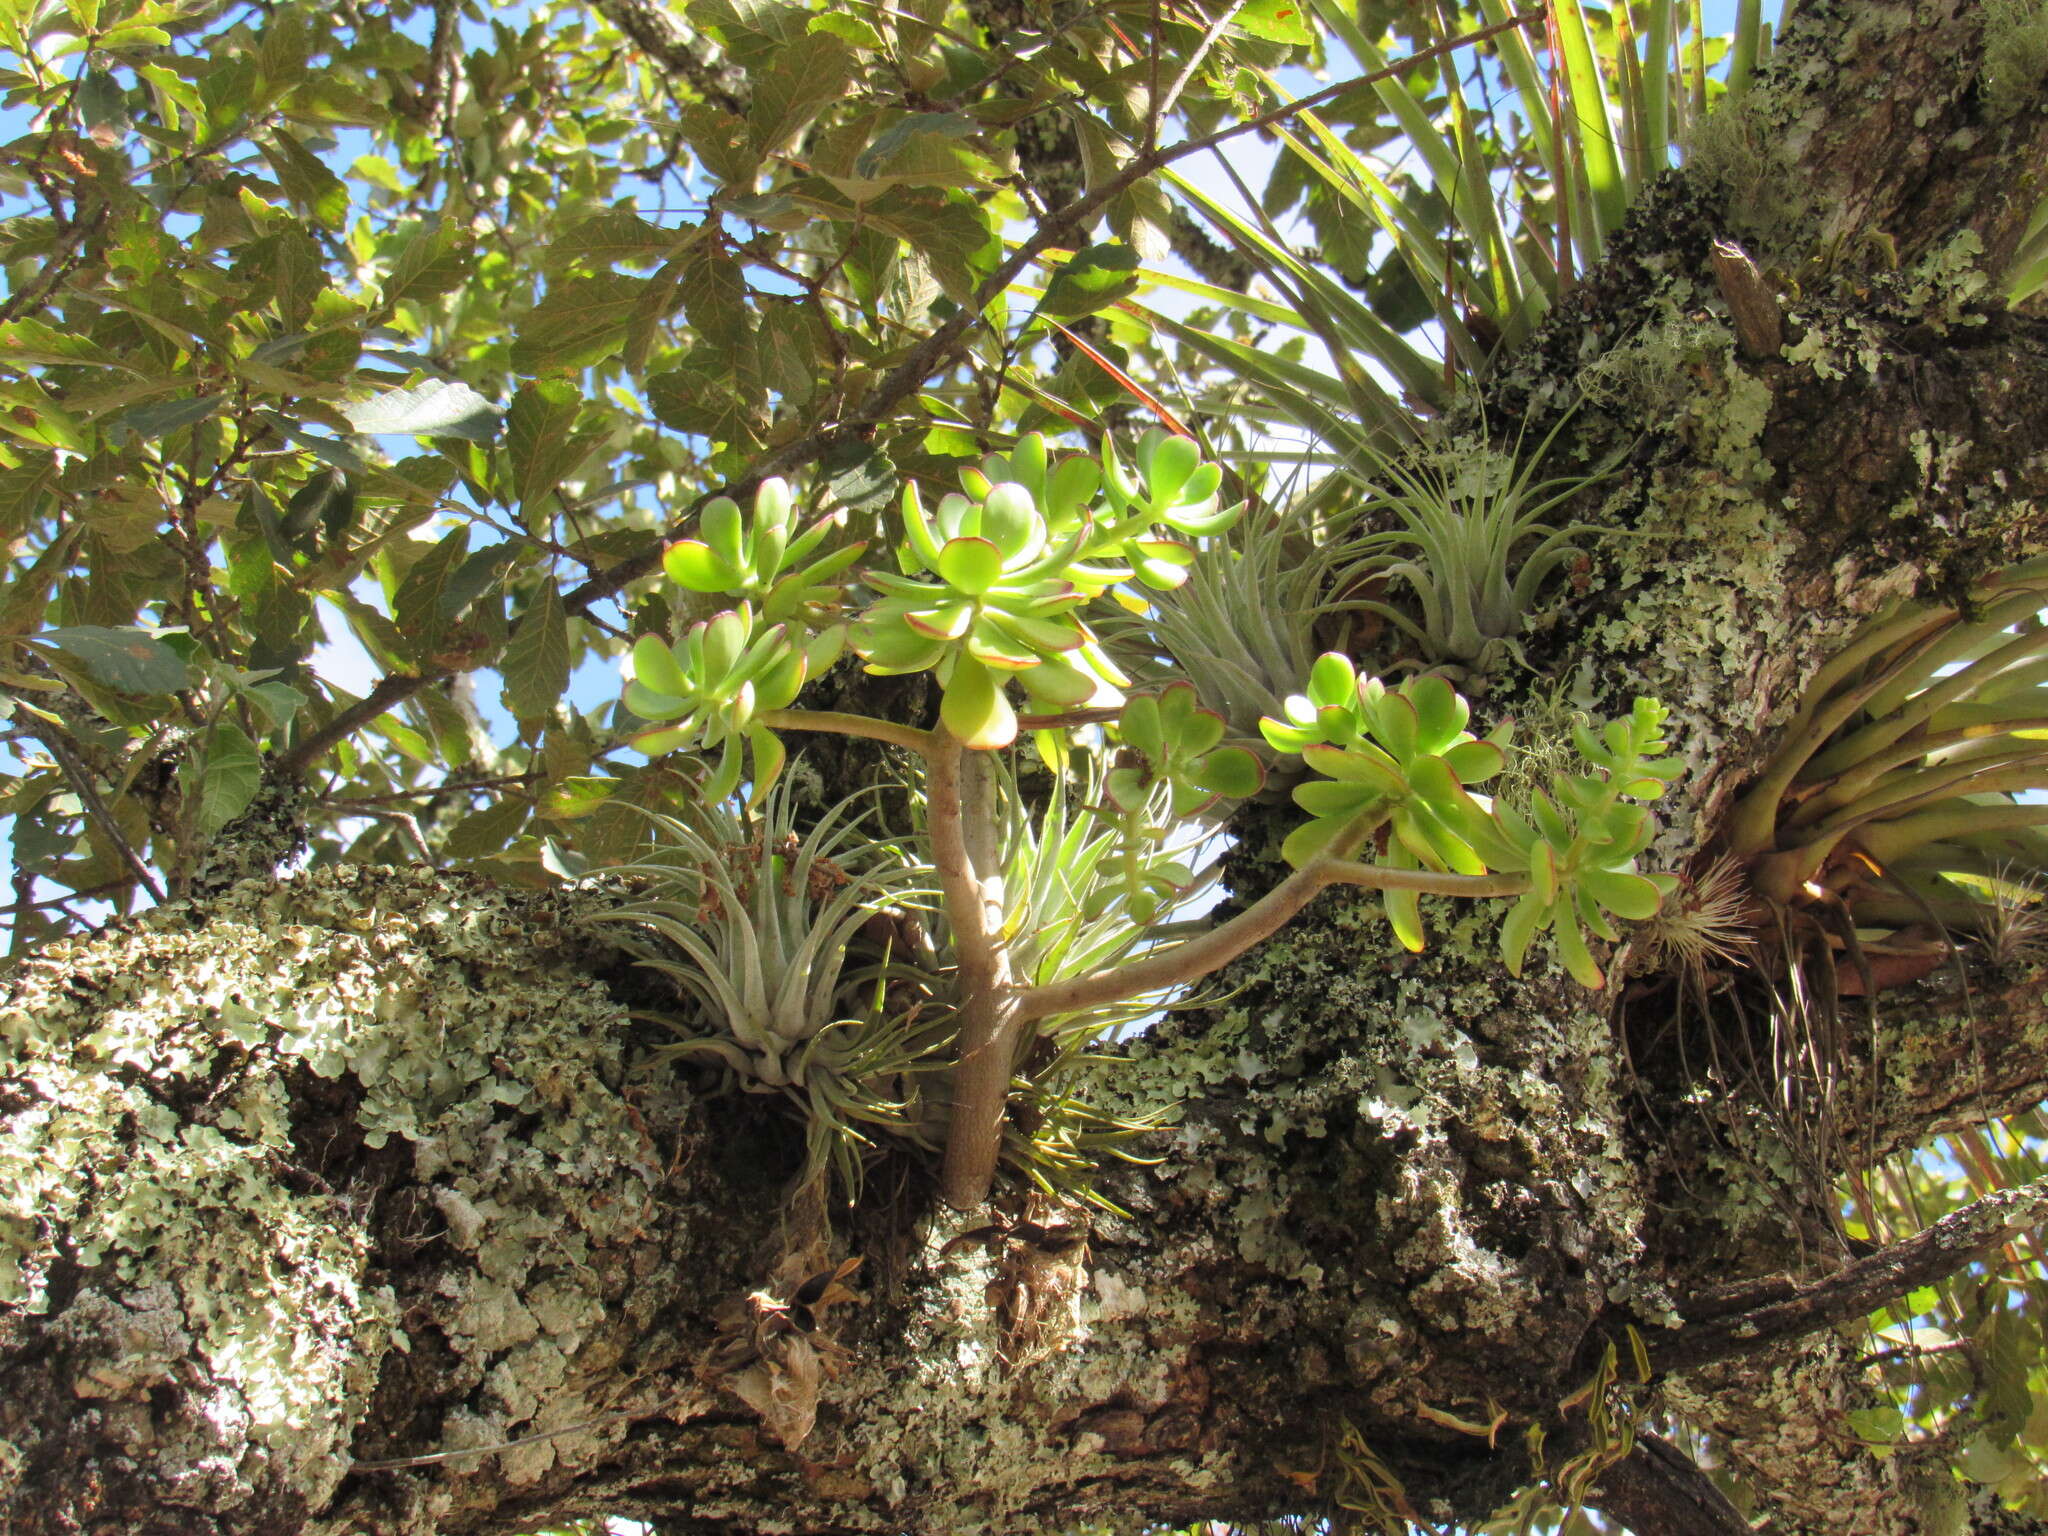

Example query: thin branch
[1318,861,1533,898]
[1013,849,1527,1024]
[29,726,165,904]
[1657,1175,2048,1374]
[277,673,428,778]
[758,707,937,756]
[1155,0,1249,135]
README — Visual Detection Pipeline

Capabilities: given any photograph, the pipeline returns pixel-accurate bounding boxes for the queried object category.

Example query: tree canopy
[4,1,2048,1534]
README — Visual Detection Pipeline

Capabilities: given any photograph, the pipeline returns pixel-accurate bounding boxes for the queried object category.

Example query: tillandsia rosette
[852,430,1243,749]
[586,791,942,1193]
[1262,654,1681,987]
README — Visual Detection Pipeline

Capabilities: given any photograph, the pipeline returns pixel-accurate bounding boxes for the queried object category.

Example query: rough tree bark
[5,3,2048,1534]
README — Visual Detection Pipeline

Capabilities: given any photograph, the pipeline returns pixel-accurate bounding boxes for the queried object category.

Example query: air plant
[1725,558,2048,966]
[585,786,942,1194]
[1100,491,1365,740]
[1333,416,1625,670]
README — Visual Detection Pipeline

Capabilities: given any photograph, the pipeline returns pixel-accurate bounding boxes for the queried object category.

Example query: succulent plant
[624,605,846,801]
[850,430,1244,750]
[1263,656,1678,984]
[659,477,867,624]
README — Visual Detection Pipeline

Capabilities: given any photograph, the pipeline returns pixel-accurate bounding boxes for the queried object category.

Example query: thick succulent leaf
[1307,651,1358,710]
[1383,882,1425,952]
[1302,741,1405,795]
[625,679,692,720]
[664,539,742,592]
[1443,739,1506,784]
[1121,691,1165,758]
[942,656,1017,748]
[1193,745,1264,798]
[1020,656,1098,707]
[1407,674,1468,752]
[1293,778,1381,819]
[937,535,1005,595]
[699,496,748,577]
[1580,866,1664,921]
[1281,810,1356,868]
[631,633,692,696]
[1497,892,1548,976]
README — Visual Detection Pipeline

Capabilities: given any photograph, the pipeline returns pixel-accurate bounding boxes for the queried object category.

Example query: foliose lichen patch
[0,865,665,1528]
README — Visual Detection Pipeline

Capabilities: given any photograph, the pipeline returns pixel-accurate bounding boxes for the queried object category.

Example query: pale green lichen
[0,865,664,1520]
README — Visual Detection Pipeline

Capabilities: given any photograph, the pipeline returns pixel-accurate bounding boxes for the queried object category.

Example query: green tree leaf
[191,721,263,838]
[345,380,500,442]
[501,576,570,724]
[509,273,650,375]
[33,625,190,694]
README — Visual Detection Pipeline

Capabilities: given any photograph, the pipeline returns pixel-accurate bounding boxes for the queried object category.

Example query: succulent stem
[758,708,938,756]
[1011,813,1388,1026]
[932,734,1024,1209]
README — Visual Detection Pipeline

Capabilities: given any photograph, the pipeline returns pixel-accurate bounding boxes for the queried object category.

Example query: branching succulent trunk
[7,5,2048,1536]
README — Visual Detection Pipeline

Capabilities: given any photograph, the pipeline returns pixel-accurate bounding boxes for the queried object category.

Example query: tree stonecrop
[615,432,1686,1208]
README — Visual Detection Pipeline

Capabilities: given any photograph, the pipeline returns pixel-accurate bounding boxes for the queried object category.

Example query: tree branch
[1658,1176,2048,1374]
[758,707,937,756]
[1011,845,1525,1024]
[1591,1431,1756,1536]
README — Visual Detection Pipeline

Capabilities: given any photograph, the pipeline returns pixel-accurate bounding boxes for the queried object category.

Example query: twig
[29,726,166,904]
[758,708,937,756]
[1013,846,1525,1023]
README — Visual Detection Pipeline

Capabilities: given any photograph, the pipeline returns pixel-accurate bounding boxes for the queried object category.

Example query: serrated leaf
[192,720,262,837]
[505,380,593,515]
[101,393,222,447]
[675,103,760,185]
[34,625,188,693]
[392,527,469,662]
[860,188,995,301]
[810,12,884,47]
[549,210,683,269]
[681,242,752,353]
[345,380,500,442]
[445,795,531,860]
[1039,242,1141,321]
[380,219,468,313]
[854,111,977,179]
[1234,0,1312,46]
[259,129,348,228]
[647,364,763,450]
[508,273,649,375]
[501,576,570,723]
[747,34,851,154]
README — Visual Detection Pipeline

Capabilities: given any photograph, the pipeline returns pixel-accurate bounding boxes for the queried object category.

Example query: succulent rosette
[852,472,1129,749]
[625,604,846,800]
[1262,654,1509,946]
[658,477,867,625]
[1096,683,1266,922]
[1263,658,1679,983]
